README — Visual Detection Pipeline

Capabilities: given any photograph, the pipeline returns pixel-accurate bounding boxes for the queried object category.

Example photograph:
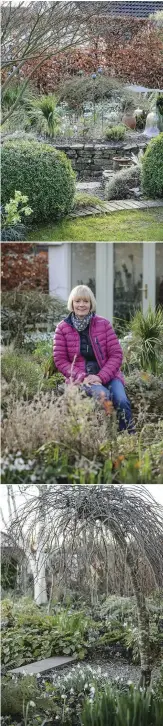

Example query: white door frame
[142,243,155,315]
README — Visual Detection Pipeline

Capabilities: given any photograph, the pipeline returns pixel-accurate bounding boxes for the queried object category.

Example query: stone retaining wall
[55,140,147,179]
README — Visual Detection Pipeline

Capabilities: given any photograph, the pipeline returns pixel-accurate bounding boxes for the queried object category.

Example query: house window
[71,243,96,295]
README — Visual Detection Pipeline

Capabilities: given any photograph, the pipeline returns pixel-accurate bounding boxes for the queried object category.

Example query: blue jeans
[83,379,134,433]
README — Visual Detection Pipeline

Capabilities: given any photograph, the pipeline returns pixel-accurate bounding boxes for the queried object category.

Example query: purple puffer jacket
[53,314,124,385]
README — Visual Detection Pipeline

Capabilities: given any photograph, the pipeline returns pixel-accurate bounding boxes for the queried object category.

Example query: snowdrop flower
[70,688,74,694]
[127,680,133,686]
[29,701,36,707]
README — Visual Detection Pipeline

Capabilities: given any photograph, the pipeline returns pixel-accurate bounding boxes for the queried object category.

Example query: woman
[53,284,134,433]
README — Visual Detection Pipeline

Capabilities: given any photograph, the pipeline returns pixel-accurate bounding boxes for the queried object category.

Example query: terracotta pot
[122,114,136,130]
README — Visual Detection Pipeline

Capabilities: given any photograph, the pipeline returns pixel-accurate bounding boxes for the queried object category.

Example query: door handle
[140,284,148,299]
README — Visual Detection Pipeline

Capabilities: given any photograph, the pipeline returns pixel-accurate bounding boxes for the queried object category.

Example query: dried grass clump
[1,385,111,457]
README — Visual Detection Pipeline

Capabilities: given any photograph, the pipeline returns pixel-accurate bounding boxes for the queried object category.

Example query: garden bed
[1,292,163,484]
[1,588,163,725]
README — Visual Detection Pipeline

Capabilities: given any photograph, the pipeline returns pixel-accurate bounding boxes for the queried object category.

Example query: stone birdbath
[113,156,132,171]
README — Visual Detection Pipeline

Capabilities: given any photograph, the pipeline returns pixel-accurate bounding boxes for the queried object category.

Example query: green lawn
[28,209,163,242]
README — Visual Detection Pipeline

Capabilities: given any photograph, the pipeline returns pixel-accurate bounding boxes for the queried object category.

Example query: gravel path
[43,655,160,687]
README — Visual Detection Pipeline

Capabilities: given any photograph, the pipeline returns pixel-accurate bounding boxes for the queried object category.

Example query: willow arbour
[8,484,163,688]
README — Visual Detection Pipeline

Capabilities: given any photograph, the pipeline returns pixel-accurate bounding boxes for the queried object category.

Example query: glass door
[70,243,163,325]
[71,243,96,295]
[113,243,143,329]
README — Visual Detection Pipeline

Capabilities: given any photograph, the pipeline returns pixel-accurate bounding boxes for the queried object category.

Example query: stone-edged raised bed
[54,135,147,179]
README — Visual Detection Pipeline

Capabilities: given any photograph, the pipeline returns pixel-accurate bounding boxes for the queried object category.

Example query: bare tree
[5,484,163,687]
[1,1,98,124]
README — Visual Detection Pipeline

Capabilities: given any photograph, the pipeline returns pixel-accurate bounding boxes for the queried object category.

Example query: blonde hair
[68,285,96,312]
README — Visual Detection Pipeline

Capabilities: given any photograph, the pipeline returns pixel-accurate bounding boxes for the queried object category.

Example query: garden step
[10,655,76,675]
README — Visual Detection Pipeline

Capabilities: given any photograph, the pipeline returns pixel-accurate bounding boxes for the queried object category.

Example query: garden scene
[1,243,163,485]
[1,483,163,726]
[1,1,163,242]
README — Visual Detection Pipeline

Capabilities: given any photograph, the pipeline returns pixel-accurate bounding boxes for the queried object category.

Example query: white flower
[29,701,36,707]
[90,686,95,697]
[70,688,74,694]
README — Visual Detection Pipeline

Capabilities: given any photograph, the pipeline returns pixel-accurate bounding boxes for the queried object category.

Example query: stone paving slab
[10,656,76,675]
[76,181,101,192]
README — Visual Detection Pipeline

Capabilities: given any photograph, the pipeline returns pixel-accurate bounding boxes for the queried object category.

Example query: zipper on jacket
[89,323,103,367]
[95,337,104,360]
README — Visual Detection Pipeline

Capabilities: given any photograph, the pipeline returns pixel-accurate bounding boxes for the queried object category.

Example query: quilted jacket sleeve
[98,321,123,385]
[53,324,85,382]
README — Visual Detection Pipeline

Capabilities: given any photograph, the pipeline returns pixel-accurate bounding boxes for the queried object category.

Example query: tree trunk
[29,485,48,606]
[126,545,151,688]
[31,558,48,606]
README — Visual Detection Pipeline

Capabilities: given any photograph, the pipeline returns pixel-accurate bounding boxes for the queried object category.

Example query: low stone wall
[55,139,147,179]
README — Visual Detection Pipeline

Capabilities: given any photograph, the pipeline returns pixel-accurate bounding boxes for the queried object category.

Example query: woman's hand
[83,375,101,385]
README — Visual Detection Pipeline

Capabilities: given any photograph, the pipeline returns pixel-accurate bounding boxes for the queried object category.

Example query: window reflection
[71,243,96,295]
[114,243,143,329]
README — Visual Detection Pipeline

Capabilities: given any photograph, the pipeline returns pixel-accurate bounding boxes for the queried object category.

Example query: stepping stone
[76,181,101,192]
[10,655,76,675]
